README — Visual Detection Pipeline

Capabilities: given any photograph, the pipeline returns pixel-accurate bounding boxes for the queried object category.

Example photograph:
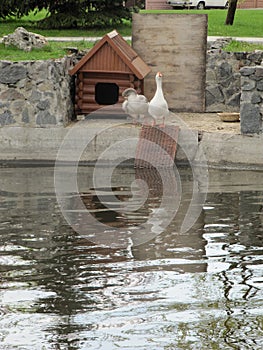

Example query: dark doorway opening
[95,83,119,105]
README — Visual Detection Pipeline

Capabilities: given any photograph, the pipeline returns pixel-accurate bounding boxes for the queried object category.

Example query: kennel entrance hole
[95,83,119,105]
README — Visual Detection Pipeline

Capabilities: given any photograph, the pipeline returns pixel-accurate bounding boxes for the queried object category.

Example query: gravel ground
[170,112,241,134]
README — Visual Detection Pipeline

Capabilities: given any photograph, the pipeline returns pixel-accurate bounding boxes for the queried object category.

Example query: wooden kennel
[69,30,151,115]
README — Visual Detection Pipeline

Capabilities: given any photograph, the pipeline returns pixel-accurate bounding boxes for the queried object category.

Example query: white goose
[148,72,169,126]
[122,88,149,124]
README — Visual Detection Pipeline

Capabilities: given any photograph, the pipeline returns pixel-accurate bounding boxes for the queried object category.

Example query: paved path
[208,36,263,44]
[1,35,263,44]
[43,36,263,44]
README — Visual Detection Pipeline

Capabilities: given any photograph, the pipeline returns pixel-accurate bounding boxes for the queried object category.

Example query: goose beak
[157,72,162,77]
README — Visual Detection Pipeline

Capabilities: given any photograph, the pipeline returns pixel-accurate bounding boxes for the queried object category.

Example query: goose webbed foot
[159,117,165,128]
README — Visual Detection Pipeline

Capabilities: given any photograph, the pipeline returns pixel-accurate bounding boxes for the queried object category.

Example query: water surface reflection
[0,166,262,349]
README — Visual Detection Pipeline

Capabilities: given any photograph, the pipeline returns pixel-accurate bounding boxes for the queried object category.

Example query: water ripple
[0,167,263,349]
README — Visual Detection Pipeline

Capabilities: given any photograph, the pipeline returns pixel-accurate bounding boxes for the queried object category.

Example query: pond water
[0,166,262,349]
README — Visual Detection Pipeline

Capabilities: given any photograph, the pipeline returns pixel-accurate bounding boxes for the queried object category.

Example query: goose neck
[156,77,162,92]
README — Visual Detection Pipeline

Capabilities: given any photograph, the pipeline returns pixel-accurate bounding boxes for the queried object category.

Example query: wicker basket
[217,112,240,122]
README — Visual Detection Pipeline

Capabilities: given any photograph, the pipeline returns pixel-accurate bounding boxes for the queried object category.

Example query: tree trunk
[225,0,238,25]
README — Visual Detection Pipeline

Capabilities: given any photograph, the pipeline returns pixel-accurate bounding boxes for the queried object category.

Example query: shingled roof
[69,30,151,79]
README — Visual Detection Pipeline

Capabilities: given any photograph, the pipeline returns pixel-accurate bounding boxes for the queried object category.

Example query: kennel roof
[69,30,151,79]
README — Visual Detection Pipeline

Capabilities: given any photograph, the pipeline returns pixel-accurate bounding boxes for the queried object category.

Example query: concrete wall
[0,57,74,128]
[132,13,207,112]
[240,66,263,134]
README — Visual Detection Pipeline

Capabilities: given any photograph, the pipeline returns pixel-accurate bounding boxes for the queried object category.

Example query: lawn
[0,9,262,38]
[0,41,94,61]
[142,9,263,38]
[0,9,262,60]
[0,10,132,38]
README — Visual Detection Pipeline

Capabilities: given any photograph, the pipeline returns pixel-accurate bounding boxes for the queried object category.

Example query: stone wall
[206,44,263,112]
[0,57,74,128]
[0,44,263,129]
[240,66,263,134]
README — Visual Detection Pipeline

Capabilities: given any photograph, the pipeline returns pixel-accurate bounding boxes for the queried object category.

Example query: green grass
[223,40,263,52]
[0,9,262,60]
[0,9,262,38]
[0,41,94,61]
[142,9,263,37]
[0,10,132,38]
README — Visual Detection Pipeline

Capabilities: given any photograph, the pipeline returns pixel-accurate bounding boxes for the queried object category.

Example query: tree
[225,0,238,25]
[0,0,133,29]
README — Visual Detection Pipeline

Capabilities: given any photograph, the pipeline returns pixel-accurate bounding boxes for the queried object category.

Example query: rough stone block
[234,52,248,60]
[227,93,240,106]
[240,67,255,76]
[22,109,30,124]
[11,100,26,115]
[218,62,232,79]
[0,110,16,126]
[37,100,50,111]
[255,67,263,77]
[241,79,256,91]
[0,65,27,84]
[36,111,57,126]
[257,81,263,91]
[3,27,48,52]
[30,90,42,103]
[0,88,24,101]
[247,52,263,65]
[240,103,261,134]
[251,92,262,104]
[205,86,224,106]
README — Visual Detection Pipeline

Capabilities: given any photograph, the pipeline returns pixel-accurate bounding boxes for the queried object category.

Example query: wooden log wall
[145,0,171,9]
[238,0,263,7]
[75,72,144,114]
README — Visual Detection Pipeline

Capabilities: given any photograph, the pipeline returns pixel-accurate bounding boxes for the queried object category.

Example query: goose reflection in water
[71,167,205,252]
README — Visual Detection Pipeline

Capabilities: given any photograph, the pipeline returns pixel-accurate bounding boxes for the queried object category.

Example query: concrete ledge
[0,121,262,169]
[196,132,263,168]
